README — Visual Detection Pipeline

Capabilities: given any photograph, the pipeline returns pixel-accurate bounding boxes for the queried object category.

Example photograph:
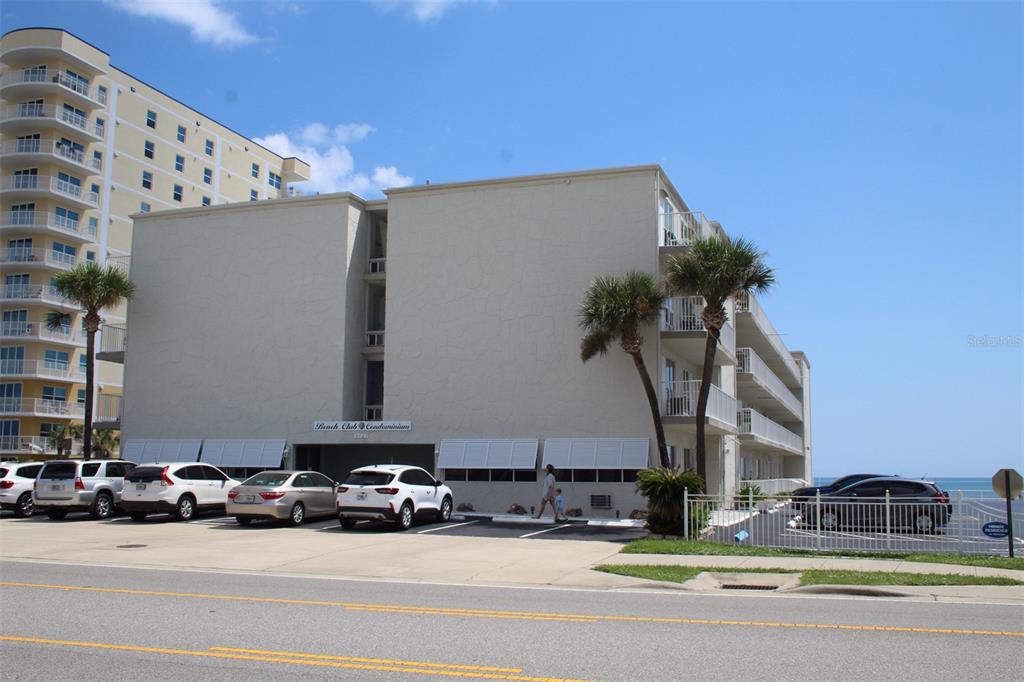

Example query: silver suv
[33,459,137,520]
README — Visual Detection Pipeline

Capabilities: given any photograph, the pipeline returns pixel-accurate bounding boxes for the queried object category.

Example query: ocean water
[814,476,996,495]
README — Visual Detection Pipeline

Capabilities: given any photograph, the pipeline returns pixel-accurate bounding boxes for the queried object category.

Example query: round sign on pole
[992,468,1023,500]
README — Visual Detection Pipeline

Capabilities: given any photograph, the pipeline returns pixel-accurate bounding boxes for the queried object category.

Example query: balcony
[0,284,79,310]
[0,175,99,210]
[0,247,81,271]
[661,380,738,434]
[0,359,84,382]
[93,394,121,430]
[106,254,130,275]
[0,69,106,109]
[363,330,385,354]
[0,320,84,347]
[0,397,84,419]
[364,405,383,421]
[737,407,803,456]
[96,324,126,363]
[365,257,386,281]
[660,297,737,366]
[0,210,98,242]
[658,211,725,249]
[736,348,803,422]
[0,435,51,456]
[733,292,801,388]
[0,103,105,141]
[1,138,102,174]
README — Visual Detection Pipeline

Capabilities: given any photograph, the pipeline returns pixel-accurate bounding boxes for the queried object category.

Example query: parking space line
[519,524,572,538]
[418,521,478,534]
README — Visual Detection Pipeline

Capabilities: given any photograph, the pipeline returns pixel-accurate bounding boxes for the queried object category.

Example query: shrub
[737,483,764,509]
[635,467,704,536]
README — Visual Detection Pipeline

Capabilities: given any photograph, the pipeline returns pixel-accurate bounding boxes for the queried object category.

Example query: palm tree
[91,428,120,458]
[664,237,774,483]
[579,271,670,468]
[46,423,83,457]
[46,263,135,460]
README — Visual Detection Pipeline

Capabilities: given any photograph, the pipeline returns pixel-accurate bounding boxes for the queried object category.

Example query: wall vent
[590,494,612,509]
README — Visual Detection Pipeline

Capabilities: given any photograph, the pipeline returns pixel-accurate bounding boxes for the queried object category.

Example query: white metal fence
[680,490,1022,556]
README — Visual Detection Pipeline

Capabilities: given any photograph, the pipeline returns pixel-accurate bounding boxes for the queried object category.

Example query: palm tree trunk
[83,325,95,460]
[630,351,671,468]
[694,327,720,484]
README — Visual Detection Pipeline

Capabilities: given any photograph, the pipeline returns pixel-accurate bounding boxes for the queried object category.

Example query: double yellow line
[0,636,585,681]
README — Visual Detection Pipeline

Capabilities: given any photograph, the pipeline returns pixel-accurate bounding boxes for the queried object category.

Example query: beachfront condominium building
[0,28,309,457]
[120,165,812,514]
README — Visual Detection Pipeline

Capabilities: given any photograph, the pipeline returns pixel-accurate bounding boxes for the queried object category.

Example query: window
[139,202,151,214]
[141,171,152,189]
[146,110,157,128]
[293,473,313,487]
[92,151,103,169]
[251,162,260,179]
[203,167,212,184]
[143,140,154,159]
[250,189,258,201]
[310,472,335,487]
[490,469,514,482]
[205,139,214,156]
[79,355,87,369]
[87,217,98,235]
[86,250,95,262]
[201,196,211,207]
[77,389,86,405]
[175,154,185,172]
[39,423,62,439]
[172,184,183,202]
[514,470,538,482]
[95,117,105,135]
[268,172,281,190]
[90,183,99,198]
[572,469,598,483]
[467,469,489,482]
[81,462,101,477]
[176,125,186,143]
[97,85,107,105]
[201,466,228,481]
[443,469,466,482]
[598,470,623,483]
[105,462,132,478]
[42,386,67,402]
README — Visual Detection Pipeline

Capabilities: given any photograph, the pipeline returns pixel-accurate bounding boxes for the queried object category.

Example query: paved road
[1,560,1021,681]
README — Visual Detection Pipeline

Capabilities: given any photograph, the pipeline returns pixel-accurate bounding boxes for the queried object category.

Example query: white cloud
[373,0,464,23]
[105,0,257,47]
[255,123,412,197]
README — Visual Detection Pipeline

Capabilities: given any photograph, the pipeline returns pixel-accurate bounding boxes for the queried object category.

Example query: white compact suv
[336,465,453,530]
[0,461,44,517]
[121,462,240,521]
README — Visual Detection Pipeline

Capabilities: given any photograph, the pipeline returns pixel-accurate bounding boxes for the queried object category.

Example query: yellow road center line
[208,646,523,672]
[2,581,1021,638]
[0,636,585,682]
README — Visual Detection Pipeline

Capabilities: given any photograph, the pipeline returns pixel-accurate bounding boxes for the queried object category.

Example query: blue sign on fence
[982,521,1010,539]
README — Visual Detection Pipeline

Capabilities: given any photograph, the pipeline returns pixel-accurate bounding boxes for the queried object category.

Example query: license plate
[136,483,146,490]
[236,495,255,504]
[51,484,61,491]
[356,492,367,500]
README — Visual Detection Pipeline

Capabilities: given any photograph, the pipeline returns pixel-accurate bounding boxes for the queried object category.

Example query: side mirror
[433,480,442,487]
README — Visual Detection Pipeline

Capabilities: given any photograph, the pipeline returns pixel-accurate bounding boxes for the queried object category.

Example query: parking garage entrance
[294,444,436,484]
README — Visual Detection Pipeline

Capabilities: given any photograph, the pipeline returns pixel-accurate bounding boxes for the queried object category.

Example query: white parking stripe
[417,520,478,534]
[519,523,572,538]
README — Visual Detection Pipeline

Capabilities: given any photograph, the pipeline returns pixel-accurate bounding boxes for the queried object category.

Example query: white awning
[541,438,650,469]
[121,439,202,465]
[437,439,539,469]
[200,439,287,469]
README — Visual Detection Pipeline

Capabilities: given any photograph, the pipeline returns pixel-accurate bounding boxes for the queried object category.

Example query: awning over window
[122,439,202,465]
[437,439,539,469]
[541,438,650,469]
[200,439,287,469]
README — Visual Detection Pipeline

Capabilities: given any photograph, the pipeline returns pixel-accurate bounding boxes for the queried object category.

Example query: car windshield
[40,462,76,480]
[344,471,394,486]
[242,472,291,487]
[125,466,165,483]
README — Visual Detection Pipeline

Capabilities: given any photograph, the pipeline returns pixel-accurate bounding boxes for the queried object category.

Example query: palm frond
[664,236,775,308]
[45,311,72,331]
[580,329,614,362]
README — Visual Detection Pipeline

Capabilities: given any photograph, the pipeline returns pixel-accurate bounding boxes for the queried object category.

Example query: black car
[809,477,951,533]
[789,474,887,511]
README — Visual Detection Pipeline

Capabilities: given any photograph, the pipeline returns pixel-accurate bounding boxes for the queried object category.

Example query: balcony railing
[0,398,84,418]
[0,359,85,381]
[0,247,80,269]
[0,104,105,138]
[734,292,801,384]
[366,330,385,347]
[2,210,98,238]
[661,296,736,355]
[0,435,51,454]
[1,284,77,307]
[736,347,802,418]
[0,320,83,345]
[662,380,738,428]
[368,257,386,274]
[99,324,126,354]
[106,255,130,275]
[0,69,104,104]
[738,407,803,454]
[659,211,724,247]
[95,394,121,424]
[0,175,100,206]
[0,138,102,170]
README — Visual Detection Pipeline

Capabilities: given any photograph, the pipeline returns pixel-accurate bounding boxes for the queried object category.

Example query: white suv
[336,465,453,531]
[121,462,240,521]
[0,461,44,517]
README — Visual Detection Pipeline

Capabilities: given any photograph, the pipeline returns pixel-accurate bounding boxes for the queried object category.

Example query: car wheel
[396,502,414,530]
[288,503,305,526]
[45,508,68,520]
[819,511,838,531]
[14,492,34,518]
[89,492,113,520]
[914,512,935,534]
[436,496,452,522]
[340,518,357,530]
[174,495,196,521]
[129,512,147,522]
[236,516,252,526]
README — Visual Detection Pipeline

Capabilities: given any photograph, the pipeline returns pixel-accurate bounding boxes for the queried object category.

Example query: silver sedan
[226,470,338,526]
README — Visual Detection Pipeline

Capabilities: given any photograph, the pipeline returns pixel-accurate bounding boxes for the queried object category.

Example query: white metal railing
[368,257,386,274]
[0,359,85,381]
[0,247,79,269]
[0,175,99,205]
[0,69,103,103]
[1,138,101,170]
[0,397,84,417]
[0,320,83,345]
[0,284,77,307]
[658,211,719,247]
[366,330,385,347]
[662,380,738,427]
[0,104,105,137]
[661,297,736,355]
[99,324,126,354]
[96,394,121,423]
[738,407,803,453]
[364,405,383,420]
[0,435,50,453]
[736,347,802,418]
[2,210,97,238]
[106,255,130,275]
[734,292,801,385]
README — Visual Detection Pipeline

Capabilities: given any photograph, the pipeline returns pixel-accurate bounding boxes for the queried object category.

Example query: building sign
[314,421,412,432]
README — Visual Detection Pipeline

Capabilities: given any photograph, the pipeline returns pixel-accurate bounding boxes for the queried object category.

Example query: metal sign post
[991,468,1023,558]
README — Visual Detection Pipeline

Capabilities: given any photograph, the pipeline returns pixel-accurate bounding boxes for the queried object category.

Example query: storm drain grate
[116,544,147,549]
[720,584,778,591]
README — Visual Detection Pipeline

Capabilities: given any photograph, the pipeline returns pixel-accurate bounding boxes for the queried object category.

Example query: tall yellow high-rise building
[0,28,309,457]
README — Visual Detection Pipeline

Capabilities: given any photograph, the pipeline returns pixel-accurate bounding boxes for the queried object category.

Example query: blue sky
[4,1,1021,477]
